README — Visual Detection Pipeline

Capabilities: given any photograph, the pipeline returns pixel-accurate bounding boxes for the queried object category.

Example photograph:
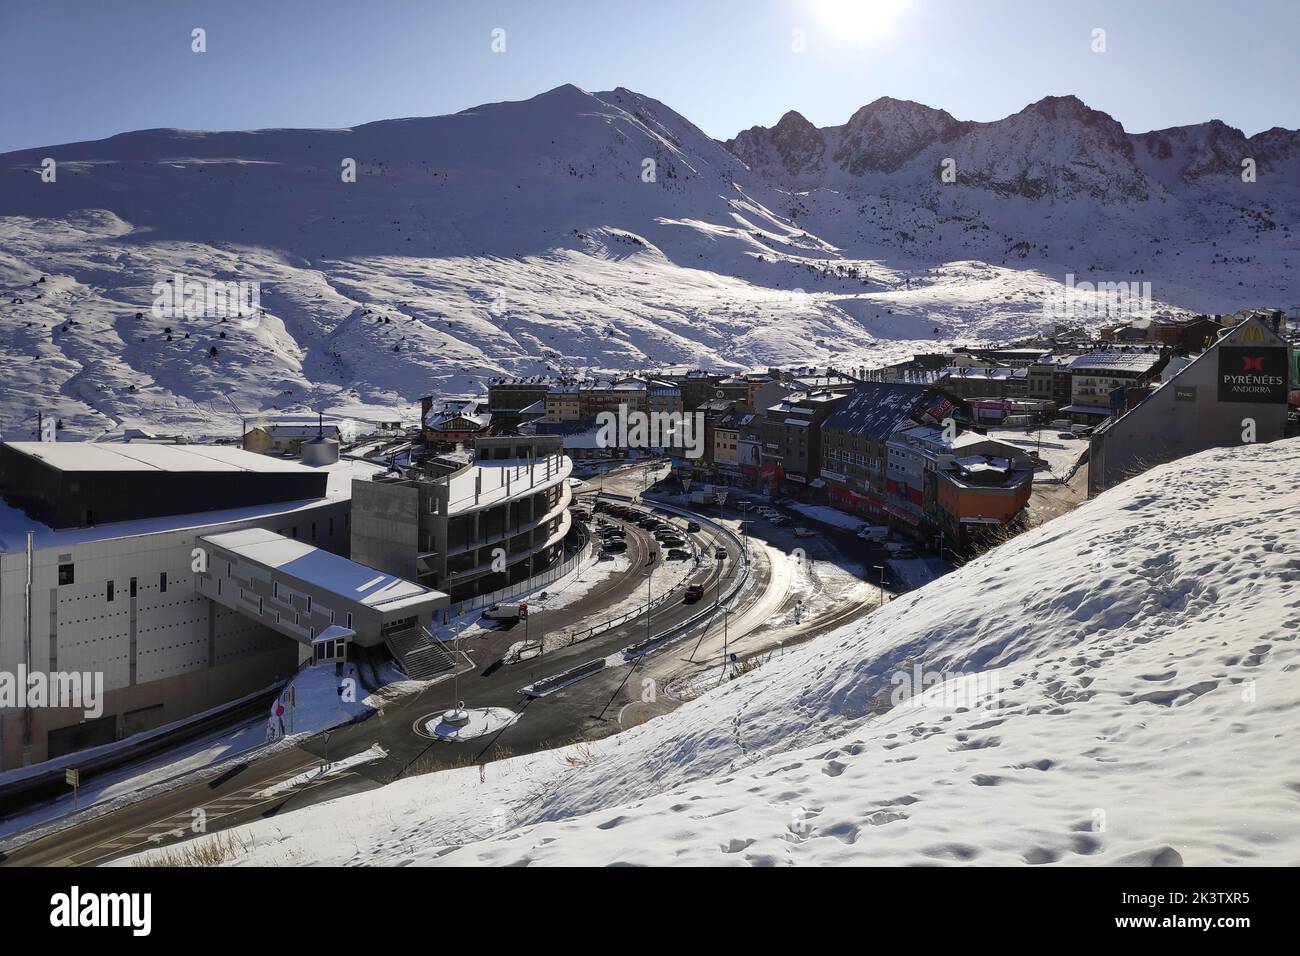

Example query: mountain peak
[1017,94,1118,129]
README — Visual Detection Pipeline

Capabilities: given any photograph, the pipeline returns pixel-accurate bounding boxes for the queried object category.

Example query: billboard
[1217,347,1289,404]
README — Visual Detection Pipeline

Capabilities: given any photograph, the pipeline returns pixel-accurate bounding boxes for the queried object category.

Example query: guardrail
[505,495,755,696]
[614,495,753,659]
[520,658,607,698]
[552,500,714,647]
[600,494,751,652]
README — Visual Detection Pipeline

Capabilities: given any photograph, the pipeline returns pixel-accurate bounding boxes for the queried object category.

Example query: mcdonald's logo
[1237,323,1268,344]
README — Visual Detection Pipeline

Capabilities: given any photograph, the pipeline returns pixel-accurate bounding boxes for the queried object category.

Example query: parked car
[570,508,590,521]
[856,525,889,542]
[601,539,628,554]
[684,583,705,603]
[769,516,788,527]
[482,603,522,622]
[686,521,701,533]
[666,548,690,561]
[659,536,687,549]
[793,526,815,538]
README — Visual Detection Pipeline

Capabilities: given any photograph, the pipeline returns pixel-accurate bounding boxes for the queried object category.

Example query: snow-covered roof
[1067,352,1161,373]
[822,383,958,439]
[2,441,317,475]
[202,526,441,611]
[0,458,380,553]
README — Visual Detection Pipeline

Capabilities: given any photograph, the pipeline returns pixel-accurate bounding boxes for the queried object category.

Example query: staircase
[384,626,457,680]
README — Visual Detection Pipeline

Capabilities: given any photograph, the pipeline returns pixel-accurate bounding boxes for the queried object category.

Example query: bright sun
[812,0,911,43]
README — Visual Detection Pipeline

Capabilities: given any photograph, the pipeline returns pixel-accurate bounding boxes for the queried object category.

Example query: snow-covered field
[122,437,1300,867]
[3,85,1295,441]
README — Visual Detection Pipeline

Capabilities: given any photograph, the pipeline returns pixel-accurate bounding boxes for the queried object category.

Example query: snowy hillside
[2,86,1297,439]
[131,437,1300,866]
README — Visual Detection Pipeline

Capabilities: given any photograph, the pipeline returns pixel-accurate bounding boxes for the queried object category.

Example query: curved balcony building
[350,436,575,603]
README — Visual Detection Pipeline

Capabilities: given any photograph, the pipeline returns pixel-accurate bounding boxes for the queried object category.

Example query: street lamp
[642,546,658,646]
[873,564,886,608]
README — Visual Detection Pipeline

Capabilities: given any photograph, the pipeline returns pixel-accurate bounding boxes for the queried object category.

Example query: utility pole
[645,554,655,645]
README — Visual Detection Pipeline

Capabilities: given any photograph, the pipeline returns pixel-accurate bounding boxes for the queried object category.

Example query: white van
[857,526,889,543]
[482,603,522,621]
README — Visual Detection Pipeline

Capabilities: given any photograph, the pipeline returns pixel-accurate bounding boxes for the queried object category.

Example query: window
[58,564,75,586]
[159,572,167,593]
[106,581,114,602]
[130,577,137,598]
[311,522,317,542]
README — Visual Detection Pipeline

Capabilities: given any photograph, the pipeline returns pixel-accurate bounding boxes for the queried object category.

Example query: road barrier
[520,658,607,698]
[608,494,753,659]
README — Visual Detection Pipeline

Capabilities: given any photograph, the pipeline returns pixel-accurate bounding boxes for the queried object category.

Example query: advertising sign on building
[1217,347,1289,404]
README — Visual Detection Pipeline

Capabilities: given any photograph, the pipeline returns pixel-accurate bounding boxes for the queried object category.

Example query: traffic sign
[65,768,79,788]
[715,489,728,505]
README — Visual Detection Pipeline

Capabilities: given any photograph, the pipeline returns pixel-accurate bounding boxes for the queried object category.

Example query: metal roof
[2,441,317,475]
[822,383,957,439]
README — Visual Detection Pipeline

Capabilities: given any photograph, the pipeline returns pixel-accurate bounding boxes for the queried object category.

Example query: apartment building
[1064,349,1166,425]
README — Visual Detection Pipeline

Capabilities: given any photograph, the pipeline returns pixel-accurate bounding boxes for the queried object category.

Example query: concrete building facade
[1088,318,1292,495]
[350,436,573,602]
[0,442,359,770]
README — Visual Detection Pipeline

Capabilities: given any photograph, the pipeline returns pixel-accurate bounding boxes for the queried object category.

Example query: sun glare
[812,0,912,43]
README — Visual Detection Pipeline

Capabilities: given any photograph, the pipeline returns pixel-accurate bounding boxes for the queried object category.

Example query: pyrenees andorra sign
[1217,346,1288,403]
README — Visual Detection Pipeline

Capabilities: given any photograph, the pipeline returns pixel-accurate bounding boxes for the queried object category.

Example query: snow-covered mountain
[124,437,1300,866]
[2,86,1296,439]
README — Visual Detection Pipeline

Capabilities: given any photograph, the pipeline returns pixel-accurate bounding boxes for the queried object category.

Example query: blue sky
[3,0,1297,152]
